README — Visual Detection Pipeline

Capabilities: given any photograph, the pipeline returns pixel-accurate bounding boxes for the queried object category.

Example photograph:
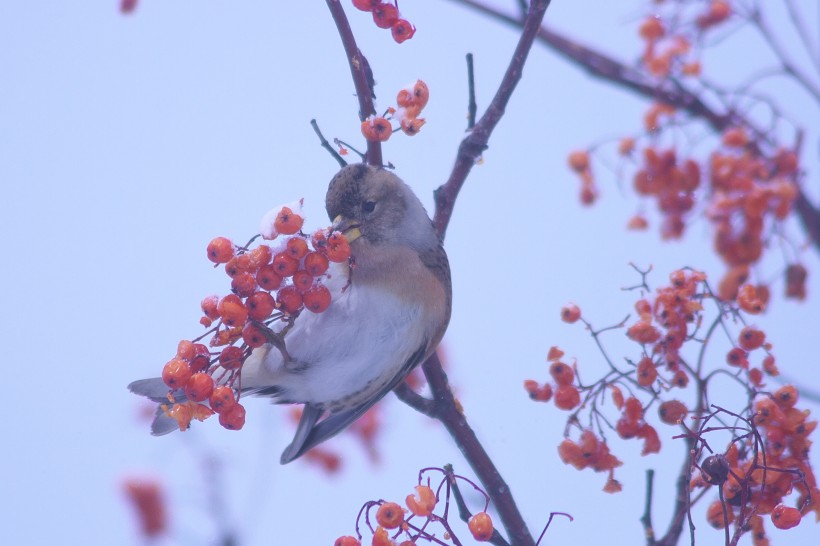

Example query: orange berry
[738,326,765,351]
[636,357,658,387]
[722,127,748,148]
[246,291,276,321]
[207,237,234,264]
[218,346,244,370]
[176,340,195,361]
[726,347,749,368]
[546,346,564,361]
[166,402,194,431]
[762,354,779,376]
[549,361,575,386]
[405,485,436,517]
[189,343,211,372]
[468,512,494,542]
[303,251,330,276]
[624,397,643,422]
[184,373,214,402]
[201,294,220,320]
[162,359,191,390]
[400,117,425,136]
[241,321,268,348]
[671,369,689,388]
[334,537,361,546]
[618,137,636,155]
[568,150,590,172]
[218,294,248,327]
[372,3,398,28]
[771,504,801,530]
[376,502,405,530]
[209,385,237,413]
[255,264,283,291]
[285,237,309,260]
[292,270,314,293]
[706,500,733,529]
[247,245,272,269]
[554,384,581,410]
[361,117,392,142]
[274,206,304,235]
[218,402,246,430]
[611,386,624,410]
[371,526,392,546]
[272,253,299,278]
[303,284,331,313]
[352,0,378,11]
[638,424,661,455]
[326,232,351,262]
[737,284,765,314]
[773,385,798,409]
[231,272,257,298]
[277,285,303,314]
[627,214,648,230]
[561,303,581,323]
[658,400,688,424]
[638,17,665,41]
[627,321,661,344]
[391,19,415,44]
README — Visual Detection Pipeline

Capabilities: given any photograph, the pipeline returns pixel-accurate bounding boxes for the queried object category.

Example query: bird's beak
[332,215,362,243]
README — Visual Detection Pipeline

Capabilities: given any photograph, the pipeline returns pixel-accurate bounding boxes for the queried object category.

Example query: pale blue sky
[1,1,818,545]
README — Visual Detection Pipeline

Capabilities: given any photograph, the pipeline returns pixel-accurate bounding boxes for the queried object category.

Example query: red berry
[303,284,331,313]
[184,373,214,402]
[292,270,314,293]
[274,206,304,235]
[277,285,303,314]
[372,3,398,28]
[247,245,272,269]
[334,537,361,546]
[549,361,574,386]
[738,326,766,351]
[352,0,378,11]
[468,512,494,542]
[189,343,211,373]
[207,237,234,264]
[176,340,195,361]
[303,252,329,276]
[361,117,392,142]
[201,294,219,319]
[726,347,749,368]
[162,359,192,389]
[658,400,688,424]
[771,503,801,530]
[256,264,283,291]
[405,485,436,517]
[217,294,248,327]
[376,502,404,529]
[218,402,246,430]
[218,346,245,370]
[636,357,658,386]
[246,291,276,321]
[242,322,268,348]
[230,272,257,298]
[209,385,237,413]
[310,228,328,251]
[554,384,581,410]
[272,253,299,278]
[285,237,309,260]
[561,303,581,323]
[391,19,415,43]
[326,232,351,262]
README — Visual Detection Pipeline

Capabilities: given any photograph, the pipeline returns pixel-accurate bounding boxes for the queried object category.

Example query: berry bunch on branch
[156,200,351,433]
[524,265,817,544]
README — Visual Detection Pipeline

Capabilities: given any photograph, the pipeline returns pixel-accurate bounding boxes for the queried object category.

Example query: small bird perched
[130,163,451,463]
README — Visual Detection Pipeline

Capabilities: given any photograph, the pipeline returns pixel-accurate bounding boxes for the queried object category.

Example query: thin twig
[466,53,477,130]
[311,119,348,167]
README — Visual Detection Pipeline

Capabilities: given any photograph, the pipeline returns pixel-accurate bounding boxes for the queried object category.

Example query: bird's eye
[362,201,376,214]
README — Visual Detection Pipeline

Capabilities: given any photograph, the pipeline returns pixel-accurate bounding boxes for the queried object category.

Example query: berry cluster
[334,467,496,545]
[361,80,429,143]
[158,200,351,433]
[352,1,415,43]
[525,267,817,541]
[691,394,818,540]
[566,0,808,307]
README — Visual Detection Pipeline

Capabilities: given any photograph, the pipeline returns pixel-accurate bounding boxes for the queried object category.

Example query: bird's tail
[128,378,187,436]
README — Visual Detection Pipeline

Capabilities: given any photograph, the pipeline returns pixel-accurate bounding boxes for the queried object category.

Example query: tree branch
[326,0,383,167]
[433,0,552,239]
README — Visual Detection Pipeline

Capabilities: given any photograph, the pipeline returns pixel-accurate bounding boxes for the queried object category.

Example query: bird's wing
[279,342,429,464]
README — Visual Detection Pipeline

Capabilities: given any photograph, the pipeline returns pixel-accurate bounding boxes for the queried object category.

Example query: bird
[129,163,452,464]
